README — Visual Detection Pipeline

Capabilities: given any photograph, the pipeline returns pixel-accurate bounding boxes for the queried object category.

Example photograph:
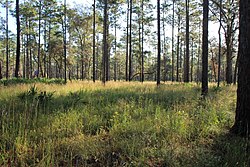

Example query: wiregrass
[0,81,248,166]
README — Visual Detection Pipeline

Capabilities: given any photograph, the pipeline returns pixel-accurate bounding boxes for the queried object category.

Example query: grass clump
[0,81,248,166]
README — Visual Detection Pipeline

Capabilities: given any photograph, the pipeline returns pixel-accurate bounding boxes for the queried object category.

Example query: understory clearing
[0,81,248,166]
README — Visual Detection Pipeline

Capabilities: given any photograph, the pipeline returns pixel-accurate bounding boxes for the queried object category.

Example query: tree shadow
[210,131,250,167]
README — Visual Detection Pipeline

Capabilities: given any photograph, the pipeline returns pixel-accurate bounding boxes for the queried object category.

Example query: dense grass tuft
[0,81,248,166]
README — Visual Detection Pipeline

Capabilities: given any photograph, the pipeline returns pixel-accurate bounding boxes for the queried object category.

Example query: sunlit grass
[0,80,248,166]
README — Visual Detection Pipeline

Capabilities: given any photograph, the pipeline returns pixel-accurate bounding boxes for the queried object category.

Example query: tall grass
[0,81,248,166]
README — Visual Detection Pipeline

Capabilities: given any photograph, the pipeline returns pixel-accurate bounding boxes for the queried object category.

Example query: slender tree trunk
[48,21,51,78]
[180,41,183,81]
[211,50,217,81]
[138,10,142,82]
[76,60,79,80]
[93,0,96,82]
[102,0,108,84]
[15,0,20,78]
[63,0,67,83]
[202,0,209,96]
[81,47,84,80]
[230,0,250,136]
[126,0,129,81]
[217,0,222,87]
[191,38,194,82]
[0,60,2,79]
[197,20,201,83]
[184,0,190,83]
[44,19,47,78]
[114,13,117,81]
[176,35,180,82]
[29,25,33,78]
[96,35,99,80]
[172,0,175,82]
[38,0,41,77]
[6,0,9,79]
[176,11,181,82]
[163,0,167,82]
[157,0,161,86]
[141,0,144,83]
[106,24,110,81]
[233,54,239,84]
[225,33,233,84]
[129,0,133,81]
[22,34,25,78]
[26,17,30,79]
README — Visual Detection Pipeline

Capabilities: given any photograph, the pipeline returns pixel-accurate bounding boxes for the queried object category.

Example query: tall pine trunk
[202,0,209,96]
[93,0,96,82]
[129,0,132,81]
[141,0,144,83]
[126,0,129,81]
[176,11,180,82]
[171,0,175,82]
[44,19,47,78]
[6,0,9,79]
[191,38,194,82]
[157,0,161,86]
[15,0,20,78]
[63,0,67,83]
[184,0,189,83]
[217,0,222,87]
[231,0,250,137]
[25,17,30,79]
[102,0,108,84]
[38,0,41,77]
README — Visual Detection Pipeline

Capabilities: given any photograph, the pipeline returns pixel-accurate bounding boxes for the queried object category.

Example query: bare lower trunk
[231,0,250,136]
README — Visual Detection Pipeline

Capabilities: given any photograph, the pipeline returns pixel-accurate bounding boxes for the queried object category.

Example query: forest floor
[0,80,249,166]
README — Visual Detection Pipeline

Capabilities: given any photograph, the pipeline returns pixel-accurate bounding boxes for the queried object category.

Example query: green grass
[0,81,249,166]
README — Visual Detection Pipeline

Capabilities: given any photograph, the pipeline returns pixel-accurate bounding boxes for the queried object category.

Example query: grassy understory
[0,81,249,166]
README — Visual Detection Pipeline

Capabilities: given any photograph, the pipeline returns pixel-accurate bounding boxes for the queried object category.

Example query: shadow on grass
[210,132,250,167]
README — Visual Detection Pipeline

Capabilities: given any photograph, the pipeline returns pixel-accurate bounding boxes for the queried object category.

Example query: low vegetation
[0,80,248,166]
[0,78,65,86]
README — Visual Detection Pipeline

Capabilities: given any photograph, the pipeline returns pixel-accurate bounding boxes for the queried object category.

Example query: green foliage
[0,82,247,166]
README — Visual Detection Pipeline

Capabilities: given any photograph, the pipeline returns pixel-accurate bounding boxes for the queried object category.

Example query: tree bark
[233,54,239,84]
[38,0,41,77]
[202,0,209,96]
[93,0,96,82]
[217,0,222,87]
[26,17,30,79]
[157,0,161,86]
[6,0,9,79]
[231,0,250,136]
[63,0,67,83]
[129,0,133,81]
[141,0,144,83]
[0,60,2,79]
[191,38,194,82]
[163,0,167,82]
[44,19,47,78]
[197,20,201,83]
[171,0,175,82]
[102,0,108,84]
[184,0,190,83]
[15,0,20,78]
[176,35,180,82]
[225,31,233,84]
[106,23,110,81]
[126,0,129,81]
